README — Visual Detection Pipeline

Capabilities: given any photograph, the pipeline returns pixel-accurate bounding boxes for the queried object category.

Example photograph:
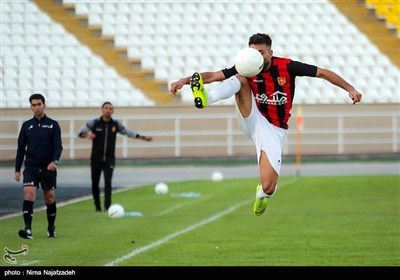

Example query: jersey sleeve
[116,120,139,138]
[52,121,63,163]
[288,60,318,77]
[221,66,238,79]
[77,119,96,137]
[15,121,28,172]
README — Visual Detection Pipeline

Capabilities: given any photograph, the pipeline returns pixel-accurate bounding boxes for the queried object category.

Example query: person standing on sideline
[77,101,153,212]
[15,93,63,239]
[170,33,362,216]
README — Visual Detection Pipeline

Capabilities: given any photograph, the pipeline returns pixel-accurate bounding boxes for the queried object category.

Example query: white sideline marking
[104,199,250,266]
[151,196,211,217]
[105,177,298,266]
[0,187,134,220]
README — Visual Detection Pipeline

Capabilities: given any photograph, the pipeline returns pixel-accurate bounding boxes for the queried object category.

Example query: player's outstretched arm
[316,67,362,104]
[170,77,190,95]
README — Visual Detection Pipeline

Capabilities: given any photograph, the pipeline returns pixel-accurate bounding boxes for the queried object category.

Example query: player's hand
[142,136,153,142]
[47,161,58,171]
[170,81,182,95]
[349,89,362,105]
[170,78,189,95]
[15,172,21,182]
[86,132,95,140]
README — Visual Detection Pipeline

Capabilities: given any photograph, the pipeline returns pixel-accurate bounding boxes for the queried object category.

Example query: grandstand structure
[1,0,399,161]
[364,0,400,39]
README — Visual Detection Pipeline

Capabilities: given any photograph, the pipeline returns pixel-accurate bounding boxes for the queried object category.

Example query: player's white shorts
[235,95,286,175]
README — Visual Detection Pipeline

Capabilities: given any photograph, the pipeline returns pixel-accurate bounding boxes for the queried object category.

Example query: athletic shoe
[190,72,208,109]
[47,226,56,238]
[18,229,33,240]
[253,184,268,216]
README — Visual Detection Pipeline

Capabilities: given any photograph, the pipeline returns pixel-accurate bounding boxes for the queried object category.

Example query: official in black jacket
[78,102,153,212]
[15,93,63,239]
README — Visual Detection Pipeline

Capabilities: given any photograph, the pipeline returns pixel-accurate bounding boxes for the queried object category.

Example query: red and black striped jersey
[222,56,317,129]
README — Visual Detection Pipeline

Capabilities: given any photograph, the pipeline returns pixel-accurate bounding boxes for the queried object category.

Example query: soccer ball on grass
[234,47,264,77]
[108,204,125,218]
[155,182,169,195]
[211,171,224,182]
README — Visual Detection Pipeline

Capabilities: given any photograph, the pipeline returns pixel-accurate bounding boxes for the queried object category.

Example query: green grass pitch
[0,175,398,267]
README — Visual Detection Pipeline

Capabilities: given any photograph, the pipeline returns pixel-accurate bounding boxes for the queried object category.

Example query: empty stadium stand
[364,0,400,37]
[1,0,399,109]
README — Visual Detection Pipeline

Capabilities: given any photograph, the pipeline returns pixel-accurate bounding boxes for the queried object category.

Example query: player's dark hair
[102,101,112,108]
[248,33,272,48]
[29,93,45,104]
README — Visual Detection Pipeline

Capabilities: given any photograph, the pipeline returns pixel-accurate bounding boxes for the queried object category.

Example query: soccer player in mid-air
[170,33,362,216]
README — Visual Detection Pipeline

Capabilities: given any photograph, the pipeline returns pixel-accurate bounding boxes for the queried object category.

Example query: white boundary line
[105,199,251,266]
[150,195,211,217]
[105,178,298,266]
[0,187,134,220]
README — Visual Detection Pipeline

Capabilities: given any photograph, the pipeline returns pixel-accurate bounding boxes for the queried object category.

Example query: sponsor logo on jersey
[255,91,287,105]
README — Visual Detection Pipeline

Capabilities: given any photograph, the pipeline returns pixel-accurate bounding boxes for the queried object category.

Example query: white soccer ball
[108,204,125,219]
[211,171,224,182]
[234,47,264,77]
[155,182,169,195]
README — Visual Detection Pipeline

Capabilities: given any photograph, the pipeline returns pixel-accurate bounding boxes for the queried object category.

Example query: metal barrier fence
[1,105,399,161]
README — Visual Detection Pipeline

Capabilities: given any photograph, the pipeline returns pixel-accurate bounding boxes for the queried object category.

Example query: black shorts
[23,169,57,190]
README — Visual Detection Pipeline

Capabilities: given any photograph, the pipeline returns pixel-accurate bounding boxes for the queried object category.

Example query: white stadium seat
[75,79,90,91]
[61,67,76,79]
[3,79,18,90]
[88,3,102,15]
[75,3,88,15]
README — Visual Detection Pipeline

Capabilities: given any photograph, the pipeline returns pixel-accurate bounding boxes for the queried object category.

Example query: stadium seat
[3,90,23,108]
[3,78,18,90]
[46,67,61,79]
[10,34,24,46]
[74,90,91,107]
[42,91,60,107]
[75,3,89,15]
[18,56,32,67]
[32,68,47,80]
[116,3,130,15]
[75,77,90,89]
[103,79,117,91]
[103,3,116,14]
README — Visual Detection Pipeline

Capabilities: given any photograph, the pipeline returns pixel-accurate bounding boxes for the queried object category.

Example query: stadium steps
[32,0,178,105]
[330,0,400,68]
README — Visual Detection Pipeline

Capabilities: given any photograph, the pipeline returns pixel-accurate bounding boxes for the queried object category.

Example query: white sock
[256,184,278,199]
[208,76,241,105]
[256,184,268,199]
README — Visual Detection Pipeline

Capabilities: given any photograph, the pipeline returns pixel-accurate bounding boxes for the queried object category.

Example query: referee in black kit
[15,93,63,239]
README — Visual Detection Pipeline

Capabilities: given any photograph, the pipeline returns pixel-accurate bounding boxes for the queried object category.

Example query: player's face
[30,99,45,118]
[249,44,273,71]
[102,104,114,118]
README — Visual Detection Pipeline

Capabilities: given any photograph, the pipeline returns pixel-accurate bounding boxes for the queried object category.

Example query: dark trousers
[91,160,115,210]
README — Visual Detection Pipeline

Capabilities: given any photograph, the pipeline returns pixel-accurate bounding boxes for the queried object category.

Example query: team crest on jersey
[277,77,286,86]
